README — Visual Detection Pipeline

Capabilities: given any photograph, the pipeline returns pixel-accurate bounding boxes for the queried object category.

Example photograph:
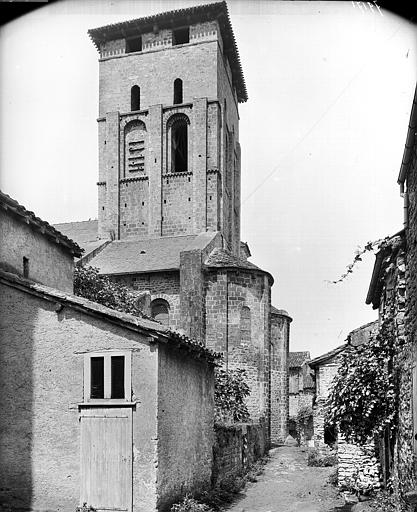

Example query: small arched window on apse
[131,85,140,111]
[173,78,183,105]
[151,299,170,326]
[240,306,251,344]
[168,114,189,173]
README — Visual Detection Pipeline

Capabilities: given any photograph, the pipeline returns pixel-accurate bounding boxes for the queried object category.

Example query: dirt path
[225,446,350,512]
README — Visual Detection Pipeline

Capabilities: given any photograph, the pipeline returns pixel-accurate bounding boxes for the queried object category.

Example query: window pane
[90,357,104,399]
[111,356,125,399]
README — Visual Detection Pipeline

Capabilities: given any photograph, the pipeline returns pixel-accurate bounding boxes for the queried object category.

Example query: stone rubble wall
[337,437,381,492]
[212,422,268,486]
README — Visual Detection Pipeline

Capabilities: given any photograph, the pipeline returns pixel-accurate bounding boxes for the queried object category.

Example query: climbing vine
[214,367,250,424]
[328,236,392,284]
[326,319,401,445]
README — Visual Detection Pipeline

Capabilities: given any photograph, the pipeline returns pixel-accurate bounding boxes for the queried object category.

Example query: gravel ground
[224,446,353,512]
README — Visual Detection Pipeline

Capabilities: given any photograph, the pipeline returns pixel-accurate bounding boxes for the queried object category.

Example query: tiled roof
[0,268,220,364]
[53,220,99,246]
[289,351,310,368]
[88,235,197,275]
[205,247,260,270]
[308,344,347,368]
[88,1,248,103]
[204,248,273,283]
[271,305,292,320]
[0,191,82,257]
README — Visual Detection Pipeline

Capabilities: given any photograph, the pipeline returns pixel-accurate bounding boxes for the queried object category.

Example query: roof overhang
[0,191,83,257]
[365,230,405,309]
[398,83,417,185]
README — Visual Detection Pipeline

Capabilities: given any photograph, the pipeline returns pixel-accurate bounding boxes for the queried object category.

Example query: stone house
[0,192,219,512]
[366,231,408,499]
[396,82,417,510]
[309,323,381,493]
[361,83,417,510]
[288,351,314,442]
[55,1,292,445]
[309,343,347,449]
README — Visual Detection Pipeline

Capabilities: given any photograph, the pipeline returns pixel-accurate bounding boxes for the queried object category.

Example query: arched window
[131,85,140,111]
[168,114,189,173]
[173,78,183,105]
[151,299,170,326]
[240,306,251,343]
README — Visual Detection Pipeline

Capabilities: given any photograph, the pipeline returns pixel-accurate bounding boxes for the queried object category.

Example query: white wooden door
[80,408,132,512]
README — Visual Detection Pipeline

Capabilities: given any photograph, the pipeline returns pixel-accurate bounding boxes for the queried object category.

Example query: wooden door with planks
[80,407,133,512]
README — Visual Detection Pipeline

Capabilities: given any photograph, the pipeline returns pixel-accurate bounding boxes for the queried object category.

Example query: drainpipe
[400,183,409,229]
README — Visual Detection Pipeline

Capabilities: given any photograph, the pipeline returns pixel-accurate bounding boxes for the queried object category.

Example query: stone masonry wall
[212,422,268,487]
[161,172,193,236]
[379,242,414,510]
[98,29,219,115]
[270,313,291,445]
[119,271,181,331]
[404,129,417,510]
[289,392,314,420]
[119,177,149,239]
[0,210,74,293]
[205,269,271,422]
[338,437,381,493]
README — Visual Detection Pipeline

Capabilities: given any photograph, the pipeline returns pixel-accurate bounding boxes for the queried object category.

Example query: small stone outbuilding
[0,191,218,512]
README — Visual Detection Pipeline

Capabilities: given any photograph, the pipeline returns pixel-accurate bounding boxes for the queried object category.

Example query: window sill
[78,401,137,407]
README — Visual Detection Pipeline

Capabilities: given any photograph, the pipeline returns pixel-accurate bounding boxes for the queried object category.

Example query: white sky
[1,0,416,357]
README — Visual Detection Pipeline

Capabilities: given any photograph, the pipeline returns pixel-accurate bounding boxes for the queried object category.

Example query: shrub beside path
[224,446,350,512]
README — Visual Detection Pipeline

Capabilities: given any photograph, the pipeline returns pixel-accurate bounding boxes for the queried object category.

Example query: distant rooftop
[54,220,98,245]
[1,191,82,258]
[308,344,347,368]
[88,1,248,103]
[289,351,310,368]
[53,220,102,260]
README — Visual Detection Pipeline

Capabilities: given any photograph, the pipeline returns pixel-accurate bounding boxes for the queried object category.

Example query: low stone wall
[337,437,381,493]
[212,422,268,486]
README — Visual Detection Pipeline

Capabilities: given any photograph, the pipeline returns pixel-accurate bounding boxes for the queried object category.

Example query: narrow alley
[225,447,361,512]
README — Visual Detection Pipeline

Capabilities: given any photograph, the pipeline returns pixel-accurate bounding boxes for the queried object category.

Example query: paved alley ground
[225,446,351,512]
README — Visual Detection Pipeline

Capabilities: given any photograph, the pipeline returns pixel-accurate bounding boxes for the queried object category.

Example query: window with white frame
[83,351,131,402]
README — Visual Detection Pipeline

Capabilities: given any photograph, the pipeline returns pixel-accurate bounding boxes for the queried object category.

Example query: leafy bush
[369,490,397,511]
[74,265,147,318]
[307,447,337,467]
[327,469,338,486]
[170,496,213,512]
[214,368,250,424]
[326,319,400,445]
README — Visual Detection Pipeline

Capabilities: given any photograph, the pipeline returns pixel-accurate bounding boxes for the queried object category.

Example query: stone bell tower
[88,1,248,256]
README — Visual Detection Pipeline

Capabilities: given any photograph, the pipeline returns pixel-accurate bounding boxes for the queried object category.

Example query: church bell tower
[88,1,247,255]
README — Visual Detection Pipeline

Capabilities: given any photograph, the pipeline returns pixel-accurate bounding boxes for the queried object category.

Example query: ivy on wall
[214,368,250,424]
[326,319,401,445]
